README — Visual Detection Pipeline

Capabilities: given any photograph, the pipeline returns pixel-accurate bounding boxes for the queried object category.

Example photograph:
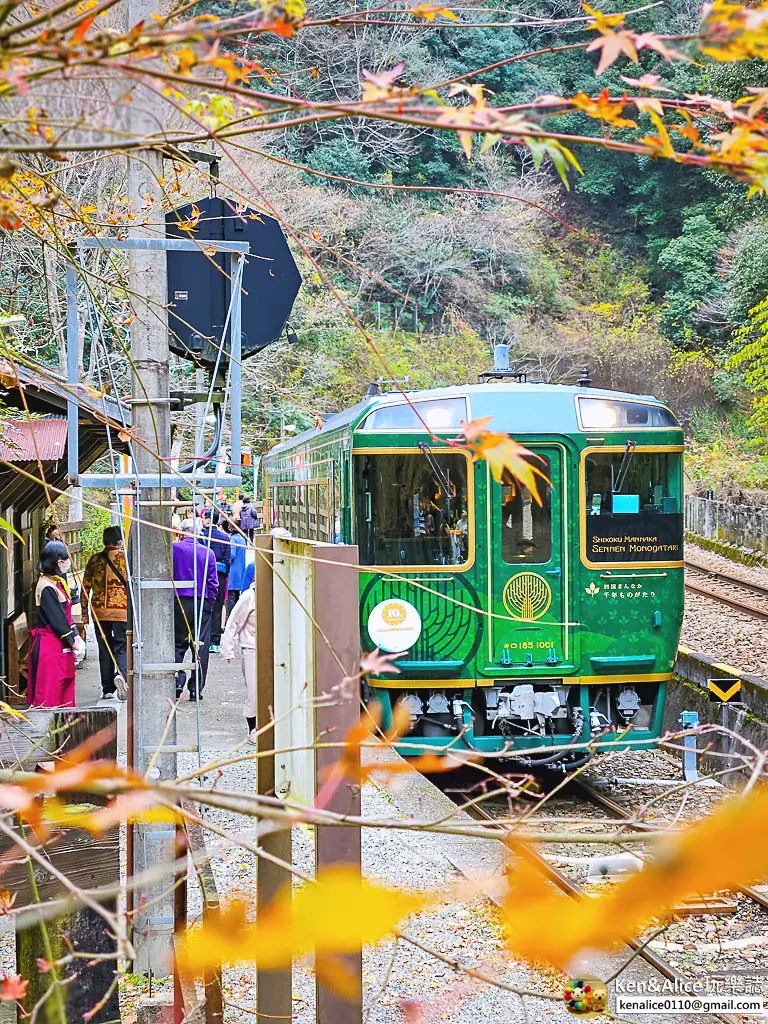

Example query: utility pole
[125,0,177,977]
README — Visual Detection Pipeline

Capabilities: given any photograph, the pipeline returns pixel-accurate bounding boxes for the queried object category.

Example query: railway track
[465,791,745,1024]
[684,557,768,620]
[571,778,768,913]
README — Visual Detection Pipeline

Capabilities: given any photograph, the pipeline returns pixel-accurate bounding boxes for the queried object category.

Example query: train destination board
[585,513,684,563]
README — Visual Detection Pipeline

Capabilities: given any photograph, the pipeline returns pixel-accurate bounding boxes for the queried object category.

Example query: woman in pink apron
[28,542,84,708]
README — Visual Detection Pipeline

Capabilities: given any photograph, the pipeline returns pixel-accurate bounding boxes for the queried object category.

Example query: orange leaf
[571,88,637,127]
[461,423,549,503]
[72,13,96,43]
[0,976,27,1002]
[268,17,297,37]
[409,4,458,21]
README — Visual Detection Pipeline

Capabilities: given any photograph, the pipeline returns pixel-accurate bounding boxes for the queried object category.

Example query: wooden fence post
[312,544,361,1024]
[253,535,292,1023]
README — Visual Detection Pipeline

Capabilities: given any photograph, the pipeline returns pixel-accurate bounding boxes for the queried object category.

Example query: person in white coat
[220,584,257,743]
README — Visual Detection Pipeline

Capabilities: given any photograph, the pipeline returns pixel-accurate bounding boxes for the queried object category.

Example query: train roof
[265,382,678,457]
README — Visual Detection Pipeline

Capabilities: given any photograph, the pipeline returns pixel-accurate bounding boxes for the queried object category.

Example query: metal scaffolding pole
[124,5,177,972]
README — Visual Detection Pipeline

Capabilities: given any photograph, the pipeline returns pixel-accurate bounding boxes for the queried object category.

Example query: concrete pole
[125,0,177,976]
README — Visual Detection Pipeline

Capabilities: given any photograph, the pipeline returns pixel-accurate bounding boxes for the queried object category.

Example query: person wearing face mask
[28,541,85,708]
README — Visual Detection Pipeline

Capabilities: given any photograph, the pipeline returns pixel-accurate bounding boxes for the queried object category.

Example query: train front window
[501,456,552,565]
[584,449,683,563]
[355,452,470,567]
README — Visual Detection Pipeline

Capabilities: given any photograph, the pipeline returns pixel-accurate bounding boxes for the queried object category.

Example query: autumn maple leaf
[640,109,675,158]
[634,32,686,64]
[570,89,637,127]
[503,783,768,970]
[586,29,639,75]
[181,867,428,982]
[0,891,16,915]
[409,3,458,21]
[71,12,96,43]
[0,200,22,231]
[582,3,624,33]
[361,62,407,103]
[621,73,674,93]
[459,418,549,504]
[360,648,403,676]
[0,975,28,1002]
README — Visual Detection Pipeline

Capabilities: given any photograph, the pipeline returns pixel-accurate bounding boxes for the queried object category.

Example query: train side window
[500,457,552,565]
[317,481,329,541]
[334,463,344,543]
[354,452,470,567]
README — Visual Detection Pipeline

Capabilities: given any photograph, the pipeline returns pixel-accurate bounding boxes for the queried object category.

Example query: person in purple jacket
[172,518,218,701]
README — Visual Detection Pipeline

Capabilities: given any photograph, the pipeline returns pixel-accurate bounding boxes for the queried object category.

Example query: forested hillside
[224,0,768,476]
[4,0,768,492]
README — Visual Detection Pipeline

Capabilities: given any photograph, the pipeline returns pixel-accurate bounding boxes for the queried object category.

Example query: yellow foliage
[503,785,768,969]
[460,418,550,503]
[182,866,428,979]
[701,0,768,62]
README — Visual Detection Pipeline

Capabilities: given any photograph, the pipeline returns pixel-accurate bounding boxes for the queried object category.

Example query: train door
[487,445,575,672]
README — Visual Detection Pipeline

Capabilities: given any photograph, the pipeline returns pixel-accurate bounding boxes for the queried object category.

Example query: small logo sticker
[585,582,599,596]
[564,976,608,1018]
[368,599,421,653]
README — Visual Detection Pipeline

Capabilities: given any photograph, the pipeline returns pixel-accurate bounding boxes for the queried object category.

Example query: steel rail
[684,573,768,621]
[685,558,768,601]
[571,778,768,914]
[467,798,741,1024]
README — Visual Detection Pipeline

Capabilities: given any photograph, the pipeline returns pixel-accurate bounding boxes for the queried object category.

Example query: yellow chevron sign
[707,678,742,703]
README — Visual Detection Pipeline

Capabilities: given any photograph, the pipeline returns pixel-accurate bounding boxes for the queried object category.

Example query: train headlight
[580,400,619,429]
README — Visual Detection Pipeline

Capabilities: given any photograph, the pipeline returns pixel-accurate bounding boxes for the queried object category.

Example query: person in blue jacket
[201,508,232,654]
[226,520,247,617]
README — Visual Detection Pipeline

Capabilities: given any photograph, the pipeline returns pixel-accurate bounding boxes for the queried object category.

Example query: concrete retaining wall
[665,645,768,779]
[685,494,768,560]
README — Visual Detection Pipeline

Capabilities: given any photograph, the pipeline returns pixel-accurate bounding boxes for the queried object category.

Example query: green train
[262,378,684,768]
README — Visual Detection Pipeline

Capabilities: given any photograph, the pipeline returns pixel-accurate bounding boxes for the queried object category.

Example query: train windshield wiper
[613,439,637,494]
[418,441,452,501]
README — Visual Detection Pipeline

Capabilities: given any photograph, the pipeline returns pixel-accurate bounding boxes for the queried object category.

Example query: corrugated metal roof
[0,417,67,462]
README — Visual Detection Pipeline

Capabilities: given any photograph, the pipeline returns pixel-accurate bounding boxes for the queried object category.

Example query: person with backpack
[81,526,129,701]
[239,497,260,540]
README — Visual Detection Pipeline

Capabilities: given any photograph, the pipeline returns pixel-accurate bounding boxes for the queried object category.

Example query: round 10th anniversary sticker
[367,599,422,653]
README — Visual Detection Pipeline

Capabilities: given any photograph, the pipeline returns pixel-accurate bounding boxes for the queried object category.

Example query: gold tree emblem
[503,573,552,621]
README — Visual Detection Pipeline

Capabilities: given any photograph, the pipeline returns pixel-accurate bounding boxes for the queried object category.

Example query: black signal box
[166,197,302,367]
